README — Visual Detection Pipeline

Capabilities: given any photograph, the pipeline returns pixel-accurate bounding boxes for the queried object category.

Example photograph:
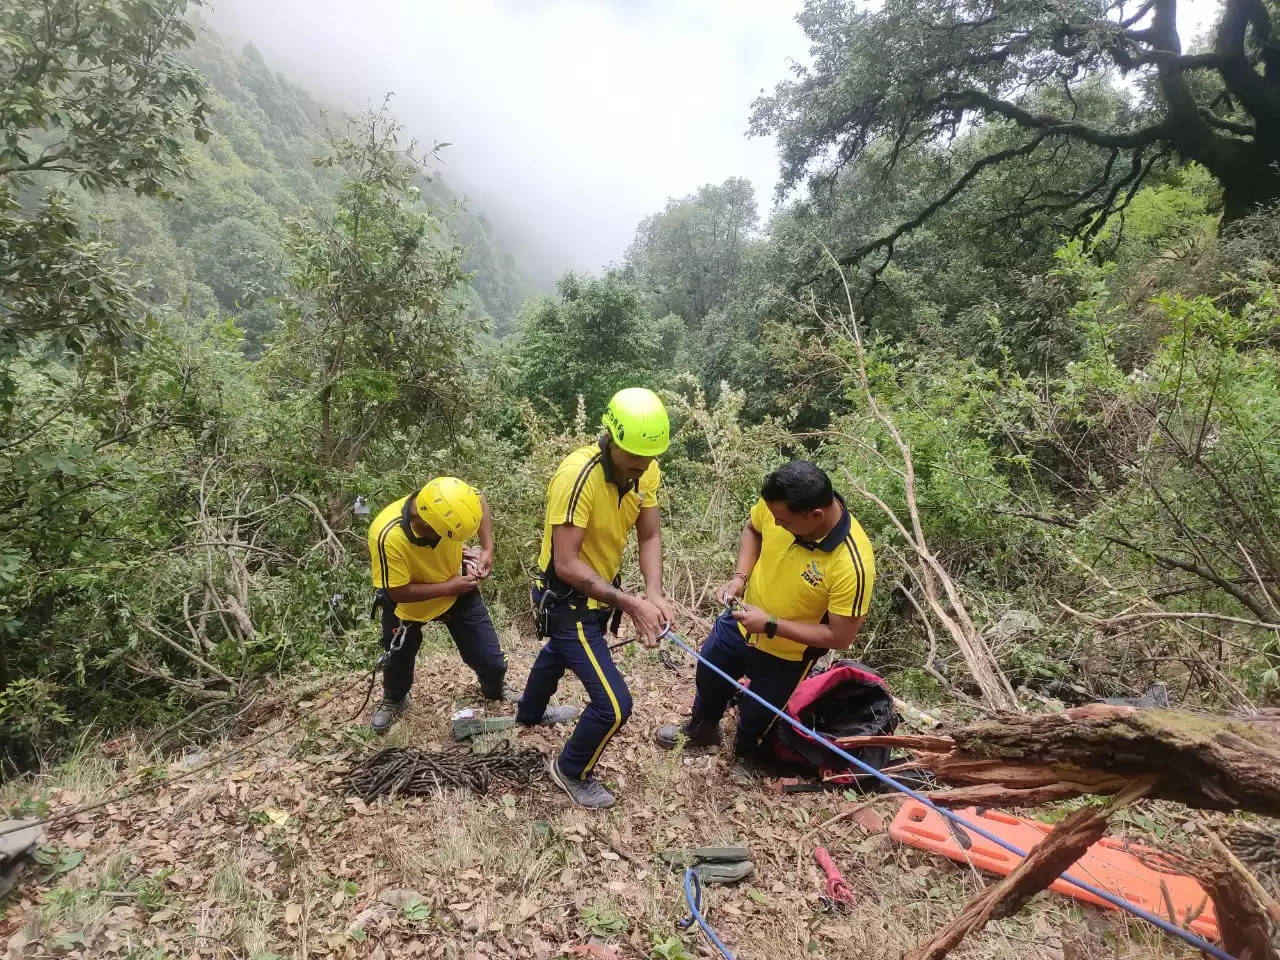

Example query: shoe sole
[547,757,614,809]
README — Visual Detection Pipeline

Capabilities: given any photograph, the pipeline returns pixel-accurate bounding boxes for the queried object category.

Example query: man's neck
[810,500,843,541]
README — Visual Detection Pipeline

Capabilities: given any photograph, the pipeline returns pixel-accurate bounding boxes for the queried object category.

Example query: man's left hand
[648,591,676,634]
[731,602,770,634]
[463,546,494,579]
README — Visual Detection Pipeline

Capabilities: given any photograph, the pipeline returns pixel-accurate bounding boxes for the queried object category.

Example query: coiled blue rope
[683,867,737,958]
[662,629,1235,960]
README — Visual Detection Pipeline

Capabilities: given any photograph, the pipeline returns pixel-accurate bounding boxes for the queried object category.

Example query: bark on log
[905,788,1135,960]
[852,706,1280,816]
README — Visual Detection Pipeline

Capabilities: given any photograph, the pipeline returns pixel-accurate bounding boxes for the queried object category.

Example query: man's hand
[463,546,494,579]
[647,590,676,633]
[730,601,770,635]
[446,573,480,596]
[717,572,747,606]
[624,595,665,649]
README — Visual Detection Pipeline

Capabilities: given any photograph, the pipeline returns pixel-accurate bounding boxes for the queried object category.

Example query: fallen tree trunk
[845,705,1280,815]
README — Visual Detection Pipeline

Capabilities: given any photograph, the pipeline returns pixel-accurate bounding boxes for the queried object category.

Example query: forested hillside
[4,0,1280,957]
[3,0,1277,774]
[71,27,537,352]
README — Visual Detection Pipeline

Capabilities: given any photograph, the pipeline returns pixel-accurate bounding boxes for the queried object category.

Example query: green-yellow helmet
[416,477,482,541]
[602,387,669,457]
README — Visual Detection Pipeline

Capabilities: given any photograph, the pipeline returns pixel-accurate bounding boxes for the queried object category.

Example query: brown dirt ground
[1,625,1202,959]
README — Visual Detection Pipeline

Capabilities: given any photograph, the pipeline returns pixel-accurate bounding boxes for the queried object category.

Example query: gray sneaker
[548,756,615,809]
[370,693,410,735]
[517,704,580,727]
[539,705,579,725]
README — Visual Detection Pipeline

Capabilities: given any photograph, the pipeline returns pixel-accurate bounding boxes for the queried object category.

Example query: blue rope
[683,867,737,958]
[662,629,1236,960]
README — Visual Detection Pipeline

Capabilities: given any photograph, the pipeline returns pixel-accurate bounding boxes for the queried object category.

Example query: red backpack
[768,662,898,785]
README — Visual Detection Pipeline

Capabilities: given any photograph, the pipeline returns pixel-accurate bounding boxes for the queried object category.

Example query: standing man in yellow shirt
[656,460,875,763]
[367,477,575,734]
[516,388,676,808]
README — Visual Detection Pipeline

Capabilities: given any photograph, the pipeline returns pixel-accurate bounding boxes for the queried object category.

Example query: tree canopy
[753,0,1280,276]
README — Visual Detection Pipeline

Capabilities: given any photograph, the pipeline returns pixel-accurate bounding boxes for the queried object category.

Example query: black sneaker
[655,717,722,750]
[370,693,411,735]
[548,756,615,809]
[482,684,521,704]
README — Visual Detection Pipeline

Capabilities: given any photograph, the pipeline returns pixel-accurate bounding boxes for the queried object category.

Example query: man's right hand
[446,573,480,596]
[717,573,747,606]
[623,594,665,649]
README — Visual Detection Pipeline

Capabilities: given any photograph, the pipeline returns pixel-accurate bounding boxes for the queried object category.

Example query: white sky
[206,0,1225,280]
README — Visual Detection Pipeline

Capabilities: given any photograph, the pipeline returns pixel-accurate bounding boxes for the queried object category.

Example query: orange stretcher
[889,800,1219,941]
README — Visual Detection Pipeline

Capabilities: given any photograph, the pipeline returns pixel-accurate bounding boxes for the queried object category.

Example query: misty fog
[204,0,808,285]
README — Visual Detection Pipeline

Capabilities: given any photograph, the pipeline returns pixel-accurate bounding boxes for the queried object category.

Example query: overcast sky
[205,0,1224,282]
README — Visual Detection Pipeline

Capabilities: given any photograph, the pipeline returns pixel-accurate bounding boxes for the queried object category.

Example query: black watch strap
[765,616,778,638]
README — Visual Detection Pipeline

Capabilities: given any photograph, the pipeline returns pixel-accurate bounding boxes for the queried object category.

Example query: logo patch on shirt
[800,560,824,587]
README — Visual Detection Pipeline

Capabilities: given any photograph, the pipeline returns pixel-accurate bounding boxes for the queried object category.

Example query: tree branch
[833,134,1047,269]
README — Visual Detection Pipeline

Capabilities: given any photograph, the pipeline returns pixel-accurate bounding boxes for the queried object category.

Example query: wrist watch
[765,616,779,638]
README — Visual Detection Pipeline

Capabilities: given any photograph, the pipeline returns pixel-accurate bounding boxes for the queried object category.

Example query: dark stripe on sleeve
[564,453,603,525]
[375,517,399,588]
[843,536,867,616]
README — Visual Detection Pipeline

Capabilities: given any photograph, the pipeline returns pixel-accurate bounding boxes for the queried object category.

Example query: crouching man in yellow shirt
[656,460,875,762]
[367,477,575,734]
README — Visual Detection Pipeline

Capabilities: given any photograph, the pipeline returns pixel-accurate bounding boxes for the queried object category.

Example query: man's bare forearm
[555,555,629,609]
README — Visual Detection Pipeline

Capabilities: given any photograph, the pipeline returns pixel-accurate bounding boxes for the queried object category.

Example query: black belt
[533,570,623,638]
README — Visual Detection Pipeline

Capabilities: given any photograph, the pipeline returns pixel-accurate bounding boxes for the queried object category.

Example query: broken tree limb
[841,704,1280,816]
[905,781,1150,960]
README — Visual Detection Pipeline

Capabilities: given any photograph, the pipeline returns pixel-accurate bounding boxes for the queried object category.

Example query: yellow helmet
[416,477,482,541]
[602,387,669,457]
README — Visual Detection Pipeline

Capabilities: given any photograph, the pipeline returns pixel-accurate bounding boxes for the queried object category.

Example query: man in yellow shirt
[516,388,675,809]
[367,477,576,734]
[656,460,875,762]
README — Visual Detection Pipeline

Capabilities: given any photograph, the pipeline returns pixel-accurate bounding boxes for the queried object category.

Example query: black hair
[761,460,834,512]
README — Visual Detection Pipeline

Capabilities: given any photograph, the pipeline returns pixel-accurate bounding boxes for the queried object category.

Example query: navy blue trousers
[692,613,820,758]
[380,589,507,701]
[517,607,632,780]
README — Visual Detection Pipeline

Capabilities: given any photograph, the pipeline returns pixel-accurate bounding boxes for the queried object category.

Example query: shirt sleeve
[546,456,596,528]
[638,462,661,509]
[829,541,876,618]
[748,498,770,533]
[371,532,411,590]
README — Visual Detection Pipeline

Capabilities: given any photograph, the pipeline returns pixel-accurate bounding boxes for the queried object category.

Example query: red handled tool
[814,847,855,911]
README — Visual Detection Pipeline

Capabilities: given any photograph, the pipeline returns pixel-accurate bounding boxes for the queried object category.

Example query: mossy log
[849,705,1280,815]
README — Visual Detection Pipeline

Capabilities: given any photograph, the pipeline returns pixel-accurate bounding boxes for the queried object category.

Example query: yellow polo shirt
[742,494,875,660]
[368,494,464,623]
[538,441,660,608]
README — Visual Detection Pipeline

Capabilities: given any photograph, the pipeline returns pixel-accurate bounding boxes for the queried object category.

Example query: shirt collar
[598,437,638,495]
[795,492,850,552]
[401,492,435,547]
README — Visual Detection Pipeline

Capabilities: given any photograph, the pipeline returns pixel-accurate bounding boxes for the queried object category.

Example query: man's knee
[587,677,631,725]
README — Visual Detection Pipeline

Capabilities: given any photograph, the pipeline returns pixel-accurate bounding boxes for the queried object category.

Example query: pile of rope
[346,741,546,802]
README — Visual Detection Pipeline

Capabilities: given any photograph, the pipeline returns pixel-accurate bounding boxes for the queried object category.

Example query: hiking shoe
[548,756,615,809]
[538,705,579,725]
[655,717,722,751]
[370,693,411,735]
[482,684,521,704]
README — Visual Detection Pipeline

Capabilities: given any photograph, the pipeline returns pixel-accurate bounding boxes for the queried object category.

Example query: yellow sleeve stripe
[843,535,869,616]
[564,452,602,524]
[374,516,400,588]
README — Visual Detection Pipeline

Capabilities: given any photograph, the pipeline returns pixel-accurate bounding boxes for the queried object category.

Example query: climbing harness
[660,627,1238,960]
[346,741,546,802]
